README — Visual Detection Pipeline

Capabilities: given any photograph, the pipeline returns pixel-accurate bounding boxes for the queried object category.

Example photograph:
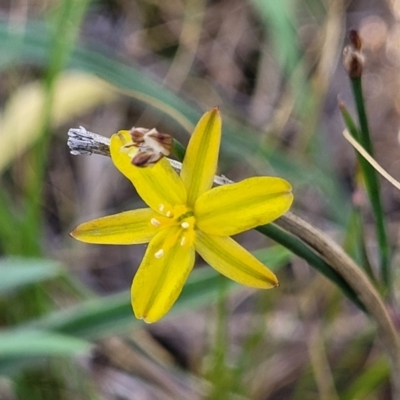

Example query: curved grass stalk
[350,79,390,287]
[276,212,400,397]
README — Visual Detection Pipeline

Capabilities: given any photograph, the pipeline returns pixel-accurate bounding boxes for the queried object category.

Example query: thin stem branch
[350,79,390,287]
[67,127,232,185]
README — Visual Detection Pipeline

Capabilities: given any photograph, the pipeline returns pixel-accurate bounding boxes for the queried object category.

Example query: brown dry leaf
[0,71,117,173]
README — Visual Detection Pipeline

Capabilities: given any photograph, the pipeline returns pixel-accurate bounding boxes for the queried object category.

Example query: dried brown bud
[129,127,172,167]
[132,151,161,167]
[150,132,173,152]
[349,29,362,50]
[130,128,146,144]
[343,30,365,79]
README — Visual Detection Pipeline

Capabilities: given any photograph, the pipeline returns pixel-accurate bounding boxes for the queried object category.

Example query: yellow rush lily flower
[71,109,293,323]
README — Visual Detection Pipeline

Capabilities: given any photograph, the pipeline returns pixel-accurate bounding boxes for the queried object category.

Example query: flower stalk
[342,30,390,288]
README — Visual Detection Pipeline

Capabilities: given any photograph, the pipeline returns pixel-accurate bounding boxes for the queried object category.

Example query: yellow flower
[71,109,293,323]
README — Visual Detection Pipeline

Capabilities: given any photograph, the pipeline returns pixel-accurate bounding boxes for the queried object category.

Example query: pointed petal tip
[133,307,144,322]
[69,227,79,240]
[133,308,159,324]
[69,226,88,243]
[143,316,157,324]
[264,274,279,289]
[209,106,220,116]
[204,107,221,119]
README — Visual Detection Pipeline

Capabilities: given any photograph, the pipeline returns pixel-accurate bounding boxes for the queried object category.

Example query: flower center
[150,204,196,256]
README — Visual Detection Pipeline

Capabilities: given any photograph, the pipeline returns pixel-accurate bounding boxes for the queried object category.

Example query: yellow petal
[180,108,222,206]
[132,227,195,323]
[110,131,187,213]
[195,231,278,288]
[195,177,293,236]
[70,208,158,244]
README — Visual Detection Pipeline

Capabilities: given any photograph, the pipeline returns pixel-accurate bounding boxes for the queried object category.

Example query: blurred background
[1,0,400,399]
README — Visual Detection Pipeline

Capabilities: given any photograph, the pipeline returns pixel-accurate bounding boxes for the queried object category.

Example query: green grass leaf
[0,329,91,357]
[0,258,63,295]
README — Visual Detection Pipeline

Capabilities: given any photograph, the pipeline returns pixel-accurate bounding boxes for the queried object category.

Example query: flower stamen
[155,249,164,258]
[151,218,161,227]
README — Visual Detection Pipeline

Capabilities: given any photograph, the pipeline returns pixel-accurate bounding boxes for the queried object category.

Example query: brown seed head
[343,30,365,79]
[349,29,362,50]
[132,151,164,167]
[128,127,173,167]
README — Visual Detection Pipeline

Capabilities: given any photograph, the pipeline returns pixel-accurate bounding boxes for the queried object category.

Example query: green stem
[340,96,389,288]
[208,277,230,400]
[257,223,366,312]
[172,138,186,161]
[344,206,376,283]
[24,0,91,256]
[351,79,373,153]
